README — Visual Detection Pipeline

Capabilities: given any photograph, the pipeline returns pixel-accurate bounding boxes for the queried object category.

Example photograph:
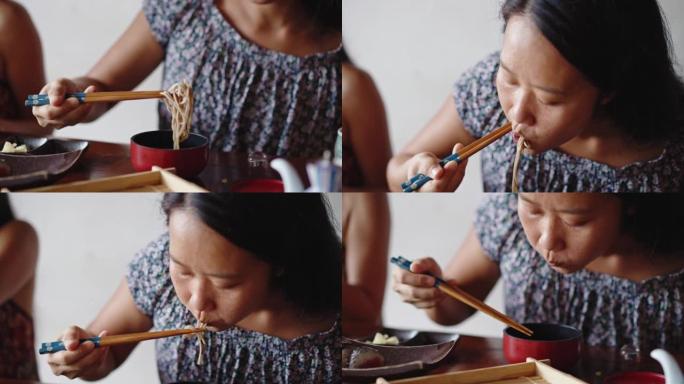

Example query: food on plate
[370,332,400,345]
[1,141,27,153]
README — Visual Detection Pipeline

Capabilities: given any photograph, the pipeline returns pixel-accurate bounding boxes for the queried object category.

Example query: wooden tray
[379,359,588,384]
[19,166,207,192]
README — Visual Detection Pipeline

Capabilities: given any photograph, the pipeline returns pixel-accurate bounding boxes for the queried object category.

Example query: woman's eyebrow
[499,58,567,96]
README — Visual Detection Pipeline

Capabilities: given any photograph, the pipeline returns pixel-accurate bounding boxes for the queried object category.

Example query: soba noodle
[161,80,193,150]
[185,313,208,365]
[511,136,527,192]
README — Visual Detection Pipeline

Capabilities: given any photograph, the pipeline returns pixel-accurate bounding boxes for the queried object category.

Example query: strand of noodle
[161,81,193,150]
[511,136,525,192]
[195,319,207,365]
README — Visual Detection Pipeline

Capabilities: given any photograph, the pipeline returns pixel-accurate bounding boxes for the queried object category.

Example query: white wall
[11,193,342,384]
[17,0,162,144]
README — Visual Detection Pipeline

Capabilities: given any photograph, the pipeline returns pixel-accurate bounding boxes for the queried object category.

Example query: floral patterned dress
[127,233,341,383]
[143,0,341,157]
[474,193,684,351]
[454,52,684,192]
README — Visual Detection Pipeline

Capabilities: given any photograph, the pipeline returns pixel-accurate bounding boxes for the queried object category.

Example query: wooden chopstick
[437,281,534,337]
[39,327,205,354]
[25,90,164,107]
[401,122,513,192]
[458,122,513,160]
[390,256,533,337]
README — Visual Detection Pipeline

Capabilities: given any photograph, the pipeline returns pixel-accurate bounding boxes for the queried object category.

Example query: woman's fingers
[391,257,445,307]
[33,79,92,129]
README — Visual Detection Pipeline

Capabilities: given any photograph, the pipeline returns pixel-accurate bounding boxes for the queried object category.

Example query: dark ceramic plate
[0,138,88,189]
[342,328,459,380]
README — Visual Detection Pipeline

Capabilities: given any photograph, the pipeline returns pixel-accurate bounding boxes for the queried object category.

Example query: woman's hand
[391,257,445,309]
[404,143,468,192]
[47,326,111,380]
[32,78,96,129]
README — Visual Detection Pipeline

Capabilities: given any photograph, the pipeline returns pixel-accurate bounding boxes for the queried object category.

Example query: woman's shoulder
[454,52,505,138]
[0,1,33,44]
[342,63,381,108]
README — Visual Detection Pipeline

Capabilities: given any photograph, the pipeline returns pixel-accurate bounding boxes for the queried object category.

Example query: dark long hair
[501,0,684,142]
[303,0,341,33]
[618,194,684,255]
[162,193,342,316]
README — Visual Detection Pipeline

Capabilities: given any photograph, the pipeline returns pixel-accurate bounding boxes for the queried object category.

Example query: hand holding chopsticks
[39,327,206,354]
[25,90,164,107]
[401,122,513,192]
[391,256,533,337]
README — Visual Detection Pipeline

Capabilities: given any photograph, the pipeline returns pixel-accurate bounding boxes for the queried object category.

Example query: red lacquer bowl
[503,323,581,370]
[130,130,208,178]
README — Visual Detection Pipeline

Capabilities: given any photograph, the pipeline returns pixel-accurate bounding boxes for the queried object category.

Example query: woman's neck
[558,117,665,168]
[586,235,684,282]
[217,0,340,56]
[220,0,303,32]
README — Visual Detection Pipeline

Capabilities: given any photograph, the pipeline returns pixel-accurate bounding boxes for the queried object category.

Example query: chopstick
[391,256,533,337]
[401,122,513,192]
[39,327,205,354]
[24,91,164,107]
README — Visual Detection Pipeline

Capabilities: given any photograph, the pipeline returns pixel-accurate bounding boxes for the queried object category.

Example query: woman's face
[168,209,272,331]
[517,193,622,274]
[496,15,602,154]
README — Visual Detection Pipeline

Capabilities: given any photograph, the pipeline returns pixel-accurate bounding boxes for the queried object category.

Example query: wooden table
[49,139,309,192]
[414,335,683,383]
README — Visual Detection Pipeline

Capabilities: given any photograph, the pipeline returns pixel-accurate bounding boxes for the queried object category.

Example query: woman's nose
[188,280,215,315]
[508,90,535,128]
[538,218,565,253]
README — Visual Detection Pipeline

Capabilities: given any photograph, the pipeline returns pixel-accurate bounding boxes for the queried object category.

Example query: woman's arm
[392,225,500,325]
[386,94,476,192]
[342,193,390,337]
[47,277,152,381]
[342,64,392,190]
[426,226,500,325]
[0,2,51,135]
[34,10,164,129]
[0,220,38,305]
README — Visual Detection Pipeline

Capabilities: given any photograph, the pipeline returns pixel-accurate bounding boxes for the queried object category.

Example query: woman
[387,0,684,192]
[46,194,341,382]
[32,0,341,157]
[392,193,684,351]
[0,195,40,380]
[0,0,51,136]
[342,48,392,190]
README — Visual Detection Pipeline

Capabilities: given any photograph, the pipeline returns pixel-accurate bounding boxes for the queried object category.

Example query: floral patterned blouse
[474,193,684,352]
[127,233,341,383]
[143,0,341,157]
[454,52,684,192]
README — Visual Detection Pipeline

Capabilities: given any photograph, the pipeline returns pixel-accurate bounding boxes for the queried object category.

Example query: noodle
[511,136,526,192]
[161,80,194,150]
[185,312,208,365]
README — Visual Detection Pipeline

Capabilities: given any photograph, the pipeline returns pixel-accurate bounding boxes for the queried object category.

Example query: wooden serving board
[20,166,207,192]
[380,359,587,384]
